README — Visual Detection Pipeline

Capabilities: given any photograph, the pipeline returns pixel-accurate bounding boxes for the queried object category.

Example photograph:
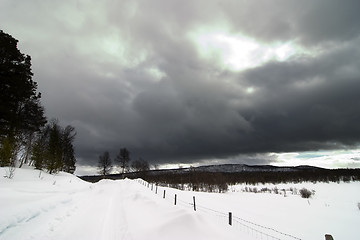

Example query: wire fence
[136,179,302,240]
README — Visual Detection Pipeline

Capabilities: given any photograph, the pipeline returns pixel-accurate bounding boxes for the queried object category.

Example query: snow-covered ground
[0,167,359,240]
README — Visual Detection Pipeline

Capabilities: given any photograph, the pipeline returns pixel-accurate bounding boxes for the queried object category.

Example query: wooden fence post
[193,196,196,211]
[229,212,232,226]
[156,185,158,194]
[163,190,166,199]
[325,234,334,240]
[174,194,177,205]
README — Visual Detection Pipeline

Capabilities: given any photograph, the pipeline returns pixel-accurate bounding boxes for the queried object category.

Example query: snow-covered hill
[1,167,359,240]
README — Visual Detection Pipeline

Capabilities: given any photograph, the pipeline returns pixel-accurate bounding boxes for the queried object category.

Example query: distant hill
[143,164,327,175]
[171,164,325,173]
[79,164,331,183]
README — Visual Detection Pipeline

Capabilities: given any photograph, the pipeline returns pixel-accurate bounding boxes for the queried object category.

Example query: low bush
[299,188,312,198]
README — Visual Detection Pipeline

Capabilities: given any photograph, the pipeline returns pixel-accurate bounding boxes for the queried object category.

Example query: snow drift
[0,167,359,240]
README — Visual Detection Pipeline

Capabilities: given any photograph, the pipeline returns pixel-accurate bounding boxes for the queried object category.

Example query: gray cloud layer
[1,0,360,166]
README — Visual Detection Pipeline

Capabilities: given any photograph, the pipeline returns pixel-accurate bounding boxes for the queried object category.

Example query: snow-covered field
[0,167,359,240]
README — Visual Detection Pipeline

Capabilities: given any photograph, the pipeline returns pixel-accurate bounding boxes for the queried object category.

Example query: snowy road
[1,168,359,240]
[0,170,249,240]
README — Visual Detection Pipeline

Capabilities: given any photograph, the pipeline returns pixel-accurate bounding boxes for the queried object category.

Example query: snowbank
[0,168,247,240]
[1,167,359,240]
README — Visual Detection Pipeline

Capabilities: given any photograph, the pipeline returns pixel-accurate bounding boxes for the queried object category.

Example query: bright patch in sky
[102,35,124,59]
[98,33,147,68]
[246,87,255,94]
[272,149,360,169]
[146,67,166,82]
[189,30,303,71]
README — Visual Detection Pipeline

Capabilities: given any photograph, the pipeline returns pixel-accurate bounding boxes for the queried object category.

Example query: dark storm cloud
[222,0,360,46]
[1,0,360,167]
[238,39,360,151]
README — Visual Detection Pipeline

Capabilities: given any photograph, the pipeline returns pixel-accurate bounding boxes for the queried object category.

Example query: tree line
[31,120,76,174]
[97,148,150,176]
[0,30,76,176]
[141,167,360,193]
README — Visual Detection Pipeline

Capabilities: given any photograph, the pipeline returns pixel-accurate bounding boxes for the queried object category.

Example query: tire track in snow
[0,196,73,237]
[97,182,133,240]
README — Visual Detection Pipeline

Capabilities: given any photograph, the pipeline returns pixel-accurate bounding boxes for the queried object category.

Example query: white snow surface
[0,167,359,240]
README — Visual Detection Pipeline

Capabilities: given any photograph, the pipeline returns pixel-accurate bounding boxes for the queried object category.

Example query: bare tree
[115,148,130,175]
[98,151,112,176]
[131,158,150,172]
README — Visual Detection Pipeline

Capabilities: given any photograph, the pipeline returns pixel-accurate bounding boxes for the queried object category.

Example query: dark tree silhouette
[0,30,46,167]
[61,125,76,173]
[46,121,63,174]
[131,158,150,172]
[116,148,130,175]
[98,151,112,176]
[31,120,77,174]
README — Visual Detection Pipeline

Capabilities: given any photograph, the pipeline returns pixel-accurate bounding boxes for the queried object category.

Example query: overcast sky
[1,0,360,174]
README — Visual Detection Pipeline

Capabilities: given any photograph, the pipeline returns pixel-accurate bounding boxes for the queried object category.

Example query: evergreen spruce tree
[0,136,15,167]
[31,121,77,174]
[0,30,46,167]
[46,121,63,174]
[61,125,76,173]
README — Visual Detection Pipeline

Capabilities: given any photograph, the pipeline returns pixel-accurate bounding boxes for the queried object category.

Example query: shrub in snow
[4,166,15,179]
[299,188,312,198]
[290,187,297,195]
[217,182,228,193]
[358,202,360,211]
